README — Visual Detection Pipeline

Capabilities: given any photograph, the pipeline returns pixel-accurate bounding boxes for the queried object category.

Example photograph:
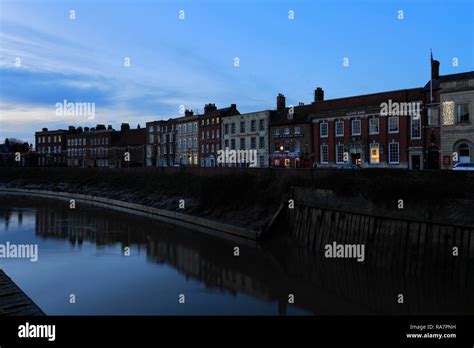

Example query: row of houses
[33,58,474,169]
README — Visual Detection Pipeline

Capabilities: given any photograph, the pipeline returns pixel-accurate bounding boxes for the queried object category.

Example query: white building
[221,110,270,167]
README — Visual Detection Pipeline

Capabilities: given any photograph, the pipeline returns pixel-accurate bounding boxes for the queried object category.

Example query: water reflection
[0,195,472,315]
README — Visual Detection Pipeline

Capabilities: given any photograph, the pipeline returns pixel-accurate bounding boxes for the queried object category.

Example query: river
[0,195,471,315]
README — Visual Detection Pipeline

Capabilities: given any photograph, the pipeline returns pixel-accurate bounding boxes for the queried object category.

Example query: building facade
[66,125,115,167]
[146,120,164,166]
[200,103,239,167]
[176,110,199,166]
[269,93,314,168]
[438,72,474,168]
[35,128,69,166]
[221,110,270,167]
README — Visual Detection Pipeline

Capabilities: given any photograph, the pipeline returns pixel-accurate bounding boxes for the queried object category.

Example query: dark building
[199,103,239,167]
[269,93,313,168]
[35,128,70,166]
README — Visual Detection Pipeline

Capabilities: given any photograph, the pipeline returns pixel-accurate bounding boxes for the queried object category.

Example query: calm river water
[0,195,471,315]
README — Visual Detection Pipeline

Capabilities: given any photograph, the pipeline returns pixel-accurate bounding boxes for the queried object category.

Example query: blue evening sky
[0,0,473,144]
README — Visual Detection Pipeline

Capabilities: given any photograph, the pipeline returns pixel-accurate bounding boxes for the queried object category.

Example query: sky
[0,0,473,145]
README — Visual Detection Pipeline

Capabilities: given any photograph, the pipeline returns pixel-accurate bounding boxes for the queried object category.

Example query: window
[206,130,209,139]
[178,139,182,149]
[240,138,246,150]
[149,125,154,133]
[240,121,246,133]
[336,144,344,164]
[274,142,280,152]
[411,116,421,139]
[294,126,301,135]
[231,139,236,150]
[183,139,187,148]
[251,137,256,149]
[259,136,265,149]
[294,141,301,152]
[224,124,229,135]
[178,125,181,134]
[259,156,265,167]
[194,123,197,131]
[428,108,439,126]
[320,122,328,137]
[251,120,256,132]
[320,145,329,164]
[335,121,344,137]
[284,141,290,151]
[259,119,265,131]
[369,118,379,135]
[388,116,399,133]
[370,143,380,164]
[274,128,280,136]
[388,142,399,164]
[231,123,236,134]
[284,127,290,135]
[193,138,197,147]
[457,103,470,123]
[224,139,229,148]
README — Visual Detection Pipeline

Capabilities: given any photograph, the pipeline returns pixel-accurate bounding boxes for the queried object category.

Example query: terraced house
[200,103,239,167]
[176,110,199,166]
[221,110,270,167]
[269,92,316,168]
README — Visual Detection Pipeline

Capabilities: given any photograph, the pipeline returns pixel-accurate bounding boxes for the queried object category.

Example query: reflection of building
[269,93,313,168]
[200,103,239,167]
[437,71,474,168]
[176,110,199,166]
[221,109,269,167]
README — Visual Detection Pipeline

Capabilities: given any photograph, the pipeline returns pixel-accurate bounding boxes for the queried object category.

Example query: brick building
[269,92,315,168]
[35,128,70,166]
[200,103,239,167]
[311,88,428,169]
[66,123,145,167]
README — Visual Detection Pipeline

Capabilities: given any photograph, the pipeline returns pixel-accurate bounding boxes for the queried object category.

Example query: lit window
[370,143,380,164]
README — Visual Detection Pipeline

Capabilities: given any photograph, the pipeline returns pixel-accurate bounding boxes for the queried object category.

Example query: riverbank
[0,167,473,233]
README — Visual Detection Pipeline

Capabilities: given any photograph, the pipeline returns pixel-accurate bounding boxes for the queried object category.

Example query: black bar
[1,316,473,346]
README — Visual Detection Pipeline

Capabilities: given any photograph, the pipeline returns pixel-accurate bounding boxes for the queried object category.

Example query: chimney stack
[120,123,130,131]
[277,93,286,112]
[184,109,194,117]
[314,87,324,102]
[431,59,440,80]
[204,103,217,114]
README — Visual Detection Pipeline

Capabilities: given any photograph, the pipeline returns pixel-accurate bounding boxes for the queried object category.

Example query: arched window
[459,143,470,163]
